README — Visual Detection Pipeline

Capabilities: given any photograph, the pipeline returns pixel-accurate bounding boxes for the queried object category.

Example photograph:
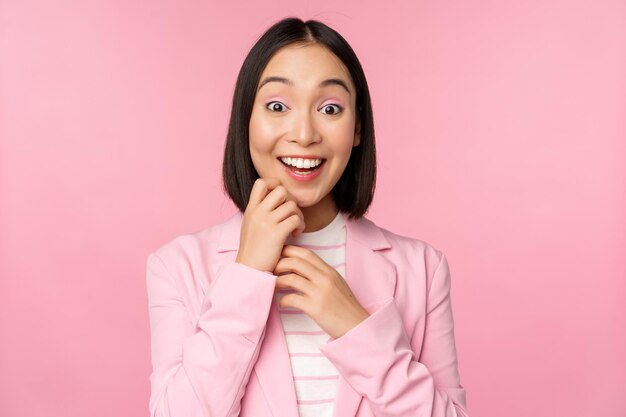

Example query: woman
[146,17,469,417]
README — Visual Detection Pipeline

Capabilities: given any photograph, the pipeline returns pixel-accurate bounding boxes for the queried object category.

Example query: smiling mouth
[277,157,326,175]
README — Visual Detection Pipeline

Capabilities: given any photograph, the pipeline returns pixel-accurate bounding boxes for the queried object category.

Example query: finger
[275,273,314,294]
[248,177,281,208]
[271,200,305,230]
[274,253,323,282]
[281,245,331,273]
[277,291,307,312]
[284,214,306,236]
[259,184,297,212]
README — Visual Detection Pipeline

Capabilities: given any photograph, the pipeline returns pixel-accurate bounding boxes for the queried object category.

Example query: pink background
[1,1,625,416]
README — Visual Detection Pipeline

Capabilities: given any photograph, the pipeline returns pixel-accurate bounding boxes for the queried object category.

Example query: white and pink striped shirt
[274,211,346,417]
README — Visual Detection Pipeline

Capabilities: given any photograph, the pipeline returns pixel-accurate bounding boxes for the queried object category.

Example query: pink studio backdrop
[1,1,624,416]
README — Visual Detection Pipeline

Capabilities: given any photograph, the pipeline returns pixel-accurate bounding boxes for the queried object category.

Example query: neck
[300,195,339,233]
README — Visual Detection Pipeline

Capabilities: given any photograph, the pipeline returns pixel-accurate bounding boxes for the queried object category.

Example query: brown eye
[321,104,342,115]
[266,101,288,112]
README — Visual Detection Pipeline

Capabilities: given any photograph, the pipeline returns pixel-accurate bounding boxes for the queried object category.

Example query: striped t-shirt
[274,210,346,417]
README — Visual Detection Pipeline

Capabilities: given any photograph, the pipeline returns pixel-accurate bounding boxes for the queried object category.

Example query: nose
[288,109,321,146]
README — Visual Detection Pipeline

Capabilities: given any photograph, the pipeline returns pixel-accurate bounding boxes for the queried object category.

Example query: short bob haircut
[222,17,376,219]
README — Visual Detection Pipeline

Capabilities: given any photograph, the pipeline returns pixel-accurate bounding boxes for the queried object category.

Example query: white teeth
[280,157,322,169]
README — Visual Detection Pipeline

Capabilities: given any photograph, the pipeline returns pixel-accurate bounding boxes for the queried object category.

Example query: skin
[238,42,369,339]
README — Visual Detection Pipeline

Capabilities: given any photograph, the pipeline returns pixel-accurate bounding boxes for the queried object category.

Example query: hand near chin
[236,178,306,273]
[273,245,370,340]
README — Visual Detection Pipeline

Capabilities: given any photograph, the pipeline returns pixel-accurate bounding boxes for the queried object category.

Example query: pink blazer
[146,210,469,417]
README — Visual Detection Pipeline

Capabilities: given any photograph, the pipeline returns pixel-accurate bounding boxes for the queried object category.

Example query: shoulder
[367,216,443,258]
[361,216,446,274]
[363,216,452,299]
[147,212,238,267]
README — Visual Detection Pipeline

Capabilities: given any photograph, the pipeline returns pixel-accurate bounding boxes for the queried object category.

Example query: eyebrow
[257,76,352,95]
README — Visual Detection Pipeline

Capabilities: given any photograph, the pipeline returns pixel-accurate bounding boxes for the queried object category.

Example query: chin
[289,192,322,208]
[292,196,314,207]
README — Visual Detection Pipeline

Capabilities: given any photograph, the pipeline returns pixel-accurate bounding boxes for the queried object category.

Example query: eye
[320,104,343,115]
[266,101,288,112]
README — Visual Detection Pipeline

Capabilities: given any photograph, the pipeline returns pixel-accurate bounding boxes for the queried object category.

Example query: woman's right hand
[235,178,306,273]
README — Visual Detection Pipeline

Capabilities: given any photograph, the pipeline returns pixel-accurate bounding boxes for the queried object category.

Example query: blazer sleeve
[319,252,469,417]
[146,252,277,417]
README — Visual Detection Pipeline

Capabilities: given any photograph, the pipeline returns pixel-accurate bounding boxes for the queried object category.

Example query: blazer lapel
[330,212,397,417]
[213,210,397,417]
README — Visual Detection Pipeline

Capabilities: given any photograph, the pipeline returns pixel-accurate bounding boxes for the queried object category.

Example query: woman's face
[249,43,360,209]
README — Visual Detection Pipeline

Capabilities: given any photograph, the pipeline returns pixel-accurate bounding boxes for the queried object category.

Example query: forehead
[259,43,354,90]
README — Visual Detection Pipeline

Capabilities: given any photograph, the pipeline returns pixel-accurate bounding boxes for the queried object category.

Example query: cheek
[324,120,356,154]
[249,113,275,155]
[249,111,282,176]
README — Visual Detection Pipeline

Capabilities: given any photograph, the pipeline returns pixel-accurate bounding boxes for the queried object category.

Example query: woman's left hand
[273,245,370,339]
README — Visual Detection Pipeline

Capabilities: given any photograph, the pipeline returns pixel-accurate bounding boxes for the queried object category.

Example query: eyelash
[265,101,343,115]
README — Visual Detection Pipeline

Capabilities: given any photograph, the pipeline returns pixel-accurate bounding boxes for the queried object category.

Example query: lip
[278,157,326,182]
[277,155,325,160]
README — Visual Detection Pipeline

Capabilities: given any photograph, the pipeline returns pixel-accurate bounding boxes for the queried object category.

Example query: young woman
[146,17,469,417]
